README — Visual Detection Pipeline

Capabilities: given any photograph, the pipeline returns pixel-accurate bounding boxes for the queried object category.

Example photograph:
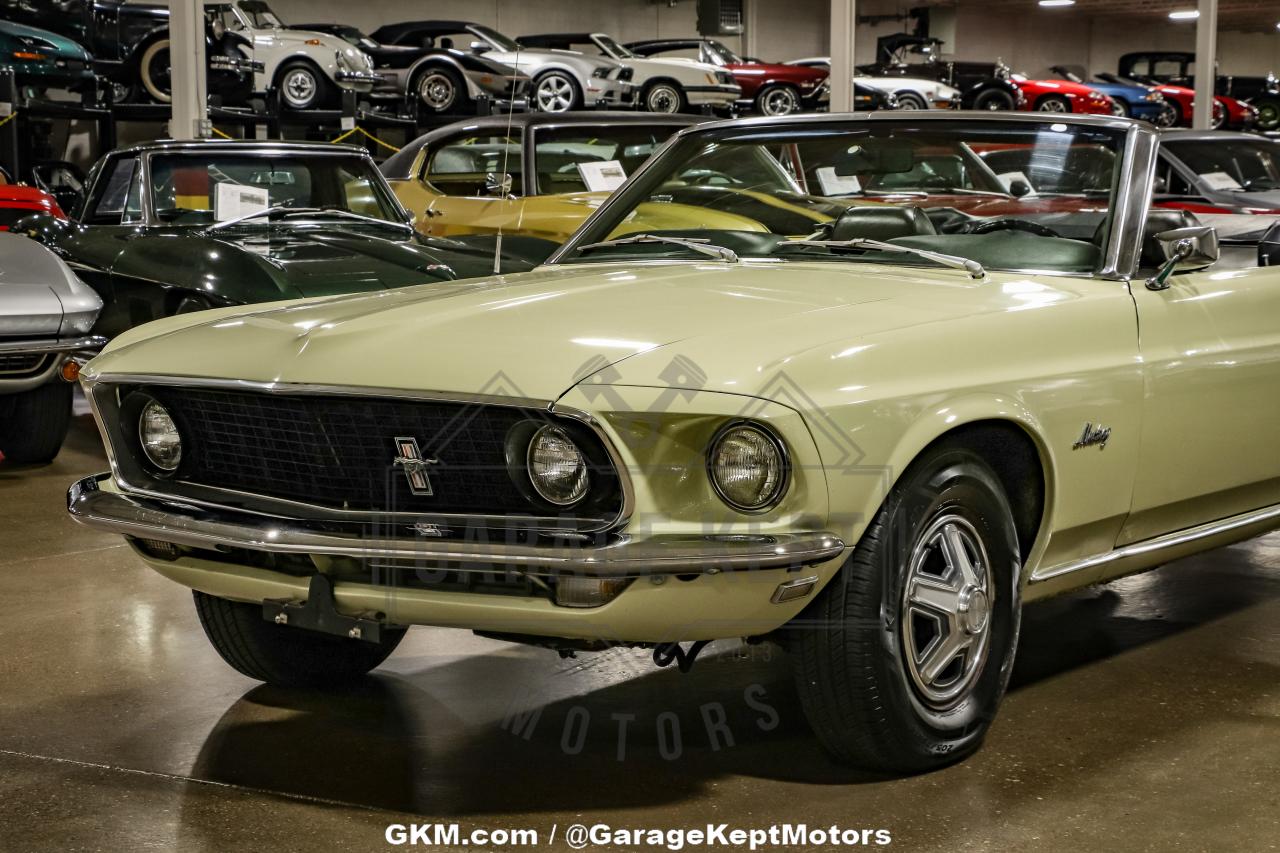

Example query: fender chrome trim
[0,335,107,355]
[67,474,845,578]
[1029,501,1280,583]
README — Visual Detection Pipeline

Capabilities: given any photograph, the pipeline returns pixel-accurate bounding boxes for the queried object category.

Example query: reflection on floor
[1,410,1277,851]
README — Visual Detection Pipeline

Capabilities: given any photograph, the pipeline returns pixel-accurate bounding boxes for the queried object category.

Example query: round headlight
[138,400,182,472]
[707,423,788,512]
[527,426,589,506]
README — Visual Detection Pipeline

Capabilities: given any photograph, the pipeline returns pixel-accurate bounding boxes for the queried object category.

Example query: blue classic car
[1050,65,1172,124]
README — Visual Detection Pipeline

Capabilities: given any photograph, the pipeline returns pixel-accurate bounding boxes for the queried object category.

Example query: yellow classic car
[380,110,843,242]
[68,112,1280,773]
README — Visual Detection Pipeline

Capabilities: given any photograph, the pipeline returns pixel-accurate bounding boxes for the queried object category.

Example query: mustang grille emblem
[393,436,439,496]
[1072,423,1112,451]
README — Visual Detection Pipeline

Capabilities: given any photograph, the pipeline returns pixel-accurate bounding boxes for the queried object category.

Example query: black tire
[0,380,73,465]
[139,38,173,104]
[532,70,581,113]
[755,83,800,116]
[413,65,470,114]
[1035,94,1071,113]
[972,88,1015,111]
[193,590,406,688]
[1254,97,1280,131]
[276,60,330,111]
[791,441,1022,772]
[1110,97,1130,118]
[642,80,686,113]
[894,91,928,110]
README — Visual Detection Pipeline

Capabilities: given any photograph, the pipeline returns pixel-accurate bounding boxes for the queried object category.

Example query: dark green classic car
[15,140,555,338]
[0,19,95,95]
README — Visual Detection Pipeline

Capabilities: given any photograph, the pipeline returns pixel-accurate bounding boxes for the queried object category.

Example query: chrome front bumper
[67,474,846,577]
[0,334,106,355]
[334,69,382,89]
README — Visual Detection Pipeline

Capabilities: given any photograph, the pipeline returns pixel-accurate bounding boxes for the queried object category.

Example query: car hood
[0,20,91,60]
[1013,76,1102,98]
[89,260,1078,403]
[0,233,101,336]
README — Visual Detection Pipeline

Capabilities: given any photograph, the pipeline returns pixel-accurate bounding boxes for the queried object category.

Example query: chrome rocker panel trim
[68,474,846,577]
[1030,501,1280,583]
[0,335,107,356]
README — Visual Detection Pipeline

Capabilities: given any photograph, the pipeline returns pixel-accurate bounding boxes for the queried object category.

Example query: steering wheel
[962,218,1063,238]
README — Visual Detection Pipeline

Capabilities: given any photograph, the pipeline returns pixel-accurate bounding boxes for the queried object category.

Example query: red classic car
[0,183,65,231]
[1097,73,1254,129]
[626,38,829,116]
[1010,73,1115,114]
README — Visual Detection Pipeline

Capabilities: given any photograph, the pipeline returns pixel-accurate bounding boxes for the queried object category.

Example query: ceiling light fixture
[1038,0,1076,7]
[1168,10,1200,20]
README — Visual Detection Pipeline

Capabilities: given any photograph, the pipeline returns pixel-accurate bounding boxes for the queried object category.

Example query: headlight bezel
[525,424,591,507]
[705,420,790,514]
[135,397,183,474]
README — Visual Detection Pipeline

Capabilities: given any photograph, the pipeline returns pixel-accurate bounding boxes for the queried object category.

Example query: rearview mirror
[1146,225,1219,290]
[1152,175,1168,194]
[833,144,914,177]
[1009,179,1031,198]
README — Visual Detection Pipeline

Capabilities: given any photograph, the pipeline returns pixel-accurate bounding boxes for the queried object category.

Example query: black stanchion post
[0,69,18,183]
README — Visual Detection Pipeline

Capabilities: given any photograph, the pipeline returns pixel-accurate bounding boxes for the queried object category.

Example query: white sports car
[519,32,741,113]
[788,56,961,110]
[207,0,380,110]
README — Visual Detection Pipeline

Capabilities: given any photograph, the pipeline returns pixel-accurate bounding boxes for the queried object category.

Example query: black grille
[0,353,49,376]
[617,68,634,82]
[148,387,620,518]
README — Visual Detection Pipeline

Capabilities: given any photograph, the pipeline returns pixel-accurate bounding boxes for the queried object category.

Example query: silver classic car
[0,234,102,464]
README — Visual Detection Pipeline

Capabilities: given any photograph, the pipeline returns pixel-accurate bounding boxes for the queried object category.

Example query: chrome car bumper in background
[0,336,104,393]
[334,69,382,90]
[0,335,106,355]
[67,473,845,578]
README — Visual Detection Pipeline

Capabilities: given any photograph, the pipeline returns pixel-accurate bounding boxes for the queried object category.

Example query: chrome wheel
[895,91,927,110]
[1111,98,1129,117]
[1256,101,1280,131]
[281,66,319,110]
[645,83,682,113]
[418,70,457,111]
[901,514,993,710]
[1155,102,1179,127]
[534,73,577,112]
[758,85,799,116]
[1036,96,1069,113]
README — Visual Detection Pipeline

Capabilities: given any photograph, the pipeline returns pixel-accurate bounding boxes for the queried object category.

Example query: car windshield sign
[556,118,1127,276]
[145,153,404,226]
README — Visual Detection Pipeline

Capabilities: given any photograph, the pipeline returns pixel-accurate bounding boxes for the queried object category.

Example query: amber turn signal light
[60,359,81,383]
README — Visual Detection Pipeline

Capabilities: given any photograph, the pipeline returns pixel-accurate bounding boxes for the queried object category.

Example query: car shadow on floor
[184,545,1279,819]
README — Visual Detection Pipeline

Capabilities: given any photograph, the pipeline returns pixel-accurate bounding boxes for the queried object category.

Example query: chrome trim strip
[67,474,845,577]
[82,373,635,534]
[1029,502,1280,583]
[0,335,107,355]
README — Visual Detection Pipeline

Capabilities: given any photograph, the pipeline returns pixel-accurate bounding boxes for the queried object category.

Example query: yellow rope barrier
[330,125,401,153]
[210,126,233,139]
[0,111,17,130]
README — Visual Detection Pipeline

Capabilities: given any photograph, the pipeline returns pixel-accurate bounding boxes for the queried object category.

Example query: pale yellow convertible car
[69,112,1280,773]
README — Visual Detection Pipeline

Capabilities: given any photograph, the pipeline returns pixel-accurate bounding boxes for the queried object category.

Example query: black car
[1118,51,1280,130]
[13,140,555,339]
[860,34,1025,111]
[0,0,258,104]
[292,23,526,114]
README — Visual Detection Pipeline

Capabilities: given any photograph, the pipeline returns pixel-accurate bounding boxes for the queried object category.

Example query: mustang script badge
[393,436,439,495]
[1072,422,1112,451]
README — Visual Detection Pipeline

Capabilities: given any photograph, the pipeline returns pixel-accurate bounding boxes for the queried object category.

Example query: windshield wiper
[204,206,412,233]
[775,237,986,279]
[575,233,739,262]
[204,205,320,231]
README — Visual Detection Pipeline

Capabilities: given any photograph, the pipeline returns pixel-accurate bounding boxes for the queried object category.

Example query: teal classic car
[0,20,95,96]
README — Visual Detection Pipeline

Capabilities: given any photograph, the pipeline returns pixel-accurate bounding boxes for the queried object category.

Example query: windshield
[532,125,682,194]
[596,35,635,59]
[1163,139,1280,191]
[558,119,1126,275]
[146,153,404,225]
[470,24,519,52]
[705,40,742,65]
[236,0,283,28]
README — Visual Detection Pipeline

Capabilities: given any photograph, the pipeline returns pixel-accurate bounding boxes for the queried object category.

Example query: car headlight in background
[592,67,610,79]
[138,400,182,472]
[527,426,590,506]
[707,422,788,512]
[1145,91,1164,102]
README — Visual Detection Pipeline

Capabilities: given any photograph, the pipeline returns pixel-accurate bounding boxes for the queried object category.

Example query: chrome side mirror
[484,172,513,198]
[1146,225,1219,291]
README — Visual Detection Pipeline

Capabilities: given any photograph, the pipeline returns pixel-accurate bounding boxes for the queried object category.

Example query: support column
[1191,0,1218,130]
[829,0,857,113]
[168,0,208,140]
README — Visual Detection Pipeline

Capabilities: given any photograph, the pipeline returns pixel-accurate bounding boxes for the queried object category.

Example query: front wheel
[1155,101,1180,128]
[415,65,469,114]
[1110,97,1130,117]
[0,380,74,465]
[193,591,406,688]
[894,91,928,110]
[138,38,173,103]
[1254,98,1280,131]
[532,71,581,113]
[755,84,800,116]
[791,442,1022,772]
[276,61,329,111]
[1036,95,1070,113]
[642,81,686,113]
[972,88,1015,111]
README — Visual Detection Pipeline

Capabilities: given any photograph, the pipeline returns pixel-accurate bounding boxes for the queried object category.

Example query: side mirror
[1146,225,1219,290]
[484,172,513,198]
[1152,175,1168,194]
[470,41,491,53]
